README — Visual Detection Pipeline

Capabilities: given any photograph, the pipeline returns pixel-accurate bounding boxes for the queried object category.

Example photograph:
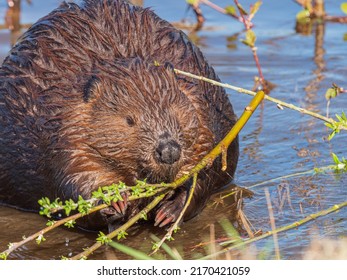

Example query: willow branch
[70,194,166,260]
[0,188,171,259]
[0,203,106,259]
[234,0,265,84]
[199,0,244,23]
[174,68,346,130]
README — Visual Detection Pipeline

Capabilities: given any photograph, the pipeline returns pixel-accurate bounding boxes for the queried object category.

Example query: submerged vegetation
[0,0,347,260]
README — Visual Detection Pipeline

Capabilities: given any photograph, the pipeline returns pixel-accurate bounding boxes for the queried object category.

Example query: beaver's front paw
[154,199,185,227]
[99,192,128,224]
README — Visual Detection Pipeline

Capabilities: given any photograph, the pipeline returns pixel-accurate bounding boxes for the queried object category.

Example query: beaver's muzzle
[154,132,181,164]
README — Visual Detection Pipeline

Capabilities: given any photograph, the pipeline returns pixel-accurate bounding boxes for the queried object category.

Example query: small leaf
[96,231,111,244]
[46,220,56,227]
[341,3,347,15]
[241,29,256,48]
[324,122,334,129]
[0,252,9,260]
[341,111,347,121]
[225,5,237,16]
[117,230,128,240]
[332,153,341,165]
[328,131,336,141]
[186,0,199,6]
[296,9,310,24]
[236,2,248,15]
[64,220,76,228]
[36,234,46,245]
[250,1,262,16]
[325,88,337,100]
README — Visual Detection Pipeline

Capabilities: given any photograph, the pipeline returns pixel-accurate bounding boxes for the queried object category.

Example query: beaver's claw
[154,200,184,227]
[111,192,128,215]
[99,192,128,223]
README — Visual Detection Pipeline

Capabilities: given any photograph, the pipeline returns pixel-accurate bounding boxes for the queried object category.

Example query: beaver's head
[83,58,213,185]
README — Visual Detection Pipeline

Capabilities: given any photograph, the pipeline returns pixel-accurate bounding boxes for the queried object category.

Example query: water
[0,0,346,260]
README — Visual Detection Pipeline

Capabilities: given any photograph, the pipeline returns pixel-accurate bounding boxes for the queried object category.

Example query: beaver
[0,0,238,230]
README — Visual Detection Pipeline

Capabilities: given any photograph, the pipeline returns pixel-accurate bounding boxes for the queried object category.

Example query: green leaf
[0,252,9,260]
[250,1,262,16]
[186,0,199,6]
[140,211,148,221]
[341,3,347,15]
[336,114,343,122]
[325,88,337,100]
[332,153,341,165]
[344,33,347,41]
[328,130,336,141]
[225,5,237,16]
[341,111,347,121]
[117,230,128,240]
[296,9,310,24]
[241,29,256,48]
[46,220,56,227]
[64,220,76,228]
[324,122,334,129]
[236,2,248,15]
[77,195,92,215]
[96,231,111,245]
[36,234,46,245]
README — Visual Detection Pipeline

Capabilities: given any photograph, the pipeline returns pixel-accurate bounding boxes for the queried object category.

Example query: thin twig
[151,173,198,255]
[265,188,281,260]
[234,0,265,85]
[0,203,106,259]
[200,0,244,23]
[174,68,346,130]
[70,194,166,260]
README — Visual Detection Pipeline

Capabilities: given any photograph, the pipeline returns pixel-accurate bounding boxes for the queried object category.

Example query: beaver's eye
[125,116,135,127]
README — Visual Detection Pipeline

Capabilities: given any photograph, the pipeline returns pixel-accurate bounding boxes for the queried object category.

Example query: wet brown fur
[0,0,238,229]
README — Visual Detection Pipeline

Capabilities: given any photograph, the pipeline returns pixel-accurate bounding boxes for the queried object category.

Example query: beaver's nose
[155,133,181,164]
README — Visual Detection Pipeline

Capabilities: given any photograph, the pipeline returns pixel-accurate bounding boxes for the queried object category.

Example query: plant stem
[246,164,335,190]
[200,200,347,259]
[174,68,346,130]
[234,0,265,85]
[0,203,107,259]
[70,194,166,260]
[265,188,281,260]
[200,0,243,23]
[151,173,198,255]
[251,46,265,84]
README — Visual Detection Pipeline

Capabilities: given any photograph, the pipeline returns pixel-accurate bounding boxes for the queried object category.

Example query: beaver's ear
[83,75,102,102]
[164,62,175,72]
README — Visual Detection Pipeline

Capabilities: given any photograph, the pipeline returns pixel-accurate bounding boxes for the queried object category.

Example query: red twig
[200,0,244,24]
[234,0,265,86]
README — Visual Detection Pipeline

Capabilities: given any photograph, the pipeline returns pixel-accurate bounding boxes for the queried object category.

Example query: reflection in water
[2,0,32,46]
[297,21,326,168]
[128,0,143,6]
